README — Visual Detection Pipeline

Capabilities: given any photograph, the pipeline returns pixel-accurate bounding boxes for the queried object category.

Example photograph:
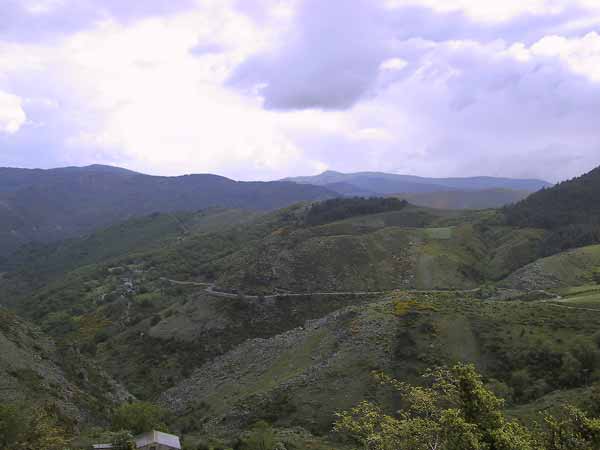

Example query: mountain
[0,165,335,257]
[505,165,600,252]
[397,188,531,210]
[285,170,551,195]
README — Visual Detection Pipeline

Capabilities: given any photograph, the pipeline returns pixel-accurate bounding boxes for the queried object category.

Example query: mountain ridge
[285,170,552,194]
[0,165,336,258]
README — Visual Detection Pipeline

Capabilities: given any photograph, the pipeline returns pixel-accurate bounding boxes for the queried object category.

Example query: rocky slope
[0,308,130,427]
[158,291,600,438]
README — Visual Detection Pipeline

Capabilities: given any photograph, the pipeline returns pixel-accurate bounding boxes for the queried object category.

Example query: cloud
[0,91,26,134]
[229,0,599,111]
[287,34,600,181]
[0,4,327,179]
[0,0,197,42]
[1,0,600,182]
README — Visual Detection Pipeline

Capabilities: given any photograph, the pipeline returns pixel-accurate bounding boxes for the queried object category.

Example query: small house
[93,431,181,450]
[135,431,181,450]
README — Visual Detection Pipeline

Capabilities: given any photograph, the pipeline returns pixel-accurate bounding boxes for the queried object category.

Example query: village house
[93,430,181,450]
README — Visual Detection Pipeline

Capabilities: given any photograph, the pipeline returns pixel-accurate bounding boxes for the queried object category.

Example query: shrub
[111,402,168,435]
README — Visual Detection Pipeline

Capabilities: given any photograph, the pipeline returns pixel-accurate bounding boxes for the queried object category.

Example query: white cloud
[0,2,328,178]
[1,0,600,181]
[380,57,408,71]
[530,32,600,81]
[0,91,26,134]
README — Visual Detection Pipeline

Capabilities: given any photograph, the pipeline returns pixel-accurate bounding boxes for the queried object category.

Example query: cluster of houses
[93,430,181,450]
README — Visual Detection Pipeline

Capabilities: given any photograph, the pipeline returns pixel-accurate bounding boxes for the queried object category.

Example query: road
[160,277,484,300]
[160,277,387,299]
[160,277,600,312]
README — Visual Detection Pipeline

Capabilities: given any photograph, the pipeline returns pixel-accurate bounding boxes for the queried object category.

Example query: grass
[503,244,600,290]
[558,291,600,308]
[423,227,454,240]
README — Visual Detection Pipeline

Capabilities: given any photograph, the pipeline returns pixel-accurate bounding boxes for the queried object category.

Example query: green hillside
[0,208,259,306]
[4,194,600,448]
[506,165,600,253]
[158,290,600,441]
[0,308,130,428]
[501,244,600,290]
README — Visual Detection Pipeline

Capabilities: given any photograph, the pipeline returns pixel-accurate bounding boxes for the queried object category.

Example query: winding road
[159,277,600,312]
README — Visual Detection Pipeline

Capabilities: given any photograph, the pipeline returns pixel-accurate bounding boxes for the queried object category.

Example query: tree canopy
[305,197,409,226]
[334,363,600,450]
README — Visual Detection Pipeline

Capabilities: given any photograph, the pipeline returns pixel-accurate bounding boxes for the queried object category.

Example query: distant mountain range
[0,165,553,258]
[284,170,551,195]
[0,165,334,257]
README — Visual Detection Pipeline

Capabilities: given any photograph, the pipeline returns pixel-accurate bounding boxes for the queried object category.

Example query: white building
[93,430,181,450]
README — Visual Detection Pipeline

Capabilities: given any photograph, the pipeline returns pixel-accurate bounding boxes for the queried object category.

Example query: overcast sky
[1,0,600,181]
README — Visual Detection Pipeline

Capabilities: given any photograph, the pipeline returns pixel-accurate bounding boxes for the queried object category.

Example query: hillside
[4,192,600,447]
[286,170,551,195]
[505,165,600,252]
[0,208,261,303]
[0,308,130,427]
[157,291,600,438]
[397,188,530,210]
[6,200,548,334]
[0,165,334,257]
[500,244,600,290]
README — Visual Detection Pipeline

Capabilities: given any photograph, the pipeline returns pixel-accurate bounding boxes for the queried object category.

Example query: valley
[1,166,600,449]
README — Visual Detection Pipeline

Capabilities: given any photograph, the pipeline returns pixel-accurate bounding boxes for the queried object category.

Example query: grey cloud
[0,0,196,42]
[229,0,595,111]
[230,0,387,110]
[294,39,600,181]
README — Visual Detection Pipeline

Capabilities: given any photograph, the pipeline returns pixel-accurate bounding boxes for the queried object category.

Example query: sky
[1,0,600,182]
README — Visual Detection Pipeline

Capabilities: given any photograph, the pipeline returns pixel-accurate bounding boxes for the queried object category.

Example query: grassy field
[502,244,600,290]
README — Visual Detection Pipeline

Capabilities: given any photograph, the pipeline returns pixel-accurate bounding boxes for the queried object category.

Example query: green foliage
[111,402,168,435]
[543,405,600,450]
[0,403,27,449]
[305,197,408,226]
[110,430,136,450]
[334,364,548,450]
[336,363,600,450]
[237,421,277,450]
[335,364,537,450]
[505,166,600,254]
[0,403,68,450]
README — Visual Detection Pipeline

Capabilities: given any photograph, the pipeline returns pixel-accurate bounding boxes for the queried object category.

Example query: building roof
[92,445,113,449]
[135,430,181,449]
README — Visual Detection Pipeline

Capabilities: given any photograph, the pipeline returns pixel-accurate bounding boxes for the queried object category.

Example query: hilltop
[0,165,335,257]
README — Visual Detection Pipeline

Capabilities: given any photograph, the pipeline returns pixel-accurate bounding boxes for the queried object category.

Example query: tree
[112,402,168,435]
[334,363,539,450]
[238,421,277,450]
[111,430,136,450]
[26,408,69,450]
[543,405,600,450]
[0,403,27,449]
[0,403,68,450]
